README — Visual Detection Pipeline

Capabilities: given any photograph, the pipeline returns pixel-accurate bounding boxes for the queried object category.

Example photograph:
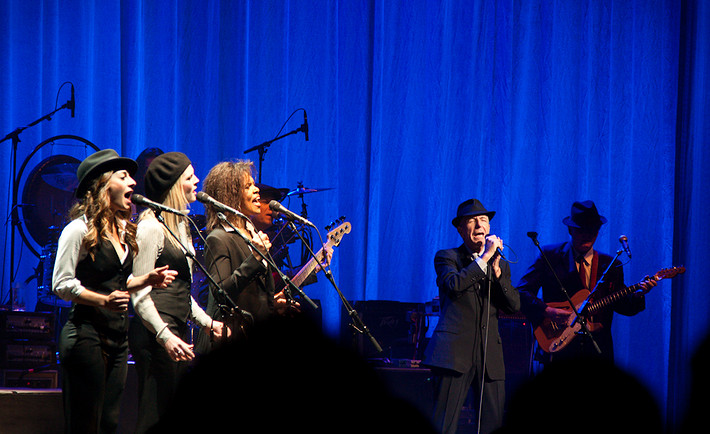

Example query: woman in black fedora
[52,149,177,433]
[129,152,225,432]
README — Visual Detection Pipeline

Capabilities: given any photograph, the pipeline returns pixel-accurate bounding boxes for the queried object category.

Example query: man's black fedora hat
[452,198,496,227]
[562,200,607,229]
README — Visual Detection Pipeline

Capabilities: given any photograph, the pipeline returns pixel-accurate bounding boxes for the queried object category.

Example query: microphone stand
[154,212,250,342]
[573,249,624,323]
[243,124,307,183]
[286,221,382,353]
[2,102,72,308]
[216,213,318,311]
[527,233,601,355]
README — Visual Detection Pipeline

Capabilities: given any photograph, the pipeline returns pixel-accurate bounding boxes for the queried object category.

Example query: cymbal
[286,186,334,196]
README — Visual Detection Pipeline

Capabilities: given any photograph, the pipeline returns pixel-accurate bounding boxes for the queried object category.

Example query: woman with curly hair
[52,149,177,434]
[196,160,295,352]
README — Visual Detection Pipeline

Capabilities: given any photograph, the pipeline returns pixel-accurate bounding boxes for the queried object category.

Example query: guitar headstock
[325,217,351,247]
[655,266,686,280]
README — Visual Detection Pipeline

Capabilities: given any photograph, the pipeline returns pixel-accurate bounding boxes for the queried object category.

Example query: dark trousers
[128,318,189,434]
[59,322,128,434]
[431,366,505,434]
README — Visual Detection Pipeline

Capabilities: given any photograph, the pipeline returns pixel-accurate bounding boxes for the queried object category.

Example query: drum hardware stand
[1,94,74,308]
[243,108,308,183]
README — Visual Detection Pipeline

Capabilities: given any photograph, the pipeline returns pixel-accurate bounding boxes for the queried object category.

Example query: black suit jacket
[516,241,645,360]
[423,245,520,379]
[203,227,276,325]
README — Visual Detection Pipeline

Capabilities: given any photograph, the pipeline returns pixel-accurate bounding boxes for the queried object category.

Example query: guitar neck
[586,283,641,315]
[290,247,325,287]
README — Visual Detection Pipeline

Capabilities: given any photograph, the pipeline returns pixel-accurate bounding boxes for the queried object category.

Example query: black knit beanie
[144,152,192,203]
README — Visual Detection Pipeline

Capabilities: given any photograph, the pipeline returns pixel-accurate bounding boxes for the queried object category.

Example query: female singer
[129,152,224,432]
[197,160,294,351]
[52,149,177,433]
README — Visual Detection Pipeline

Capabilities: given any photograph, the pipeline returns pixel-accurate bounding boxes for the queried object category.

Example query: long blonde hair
[138,170,191,248]
[69,171,138,259]
[202,160,255,232]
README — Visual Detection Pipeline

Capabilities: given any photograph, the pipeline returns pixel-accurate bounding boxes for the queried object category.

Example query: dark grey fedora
[76,149,138,198]
[451,198,495,227]
[562,200,607,229]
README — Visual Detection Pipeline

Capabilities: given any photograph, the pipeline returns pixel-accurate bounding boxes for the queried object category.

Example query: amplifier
[1,369,58,388]
[0,311,54,340]
[0,340,56,369]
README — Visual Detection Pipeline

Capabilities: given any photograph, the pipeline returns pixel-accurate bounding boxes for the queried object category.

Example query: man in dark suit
[423,199,520,434]
[516,200,656,363]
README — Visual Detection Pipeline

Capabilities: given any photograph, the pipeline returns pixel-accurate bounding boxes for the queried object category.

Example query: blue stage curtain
[1,0,706,427]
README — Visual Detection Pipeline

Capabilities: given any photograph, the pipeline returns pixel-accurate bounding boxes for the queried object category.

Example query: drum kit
[8,135,99,311]
[11,141,334,313]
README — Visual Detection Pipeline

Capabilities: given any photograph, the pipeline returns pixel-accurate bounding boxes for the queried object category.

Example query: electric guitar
[290,220,351,288]
[534,266,685,353]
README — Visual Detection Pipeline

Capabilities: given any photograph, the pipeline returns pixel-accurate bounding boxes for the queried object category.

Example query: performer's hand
[482,235,503,263]
[105,290,130,312]
[165,336,195,362]
[252,231,272,256]
[274,290,300,315]
[491,255,502,279]
[544,306,572,324]
[145,265,178,288]
[636,275,658,296]
[211,320,225,340]
[316,247,334,273]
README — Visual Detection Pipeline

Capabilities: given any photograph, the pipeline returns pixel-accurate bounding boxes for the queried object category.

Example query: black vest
[70,240,133,336]
[148,237,192,326]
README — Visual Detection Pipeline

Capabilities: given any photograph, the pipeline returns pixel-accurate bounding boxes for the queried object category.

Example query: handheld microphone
[69,84,75,118]
[527,231,538,240]
[269,200,316,228]
[196,192,248,219]
[619,235,632,258]
[302,110,309,141]
[485,234,507,261]
[132,194,186,216]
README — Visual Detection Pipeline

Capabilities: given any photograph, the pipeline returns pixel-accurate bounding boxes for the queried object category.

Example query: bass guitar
[290,219,351,288]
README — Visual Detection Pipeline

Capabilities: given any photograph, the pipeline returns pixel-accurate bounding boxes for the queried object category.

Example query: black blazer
[203,227,276,325]
[423,245,520,379]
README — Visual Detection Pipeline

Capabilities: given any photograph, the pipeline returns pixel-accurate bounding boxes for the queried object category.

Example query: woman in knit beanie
[129,151,225,433]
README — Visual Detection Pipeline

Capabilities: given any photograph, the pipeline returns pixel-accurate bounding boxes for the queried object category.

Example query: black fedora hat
[256,183,289,202]
[562,200,607,229]
[76,149,138,198]
[451,198,495,227]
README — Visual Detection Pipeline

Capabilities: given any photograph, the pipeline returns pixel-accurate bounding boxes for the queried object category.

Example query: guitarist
[516,200,657,363]
[250,183,331,292]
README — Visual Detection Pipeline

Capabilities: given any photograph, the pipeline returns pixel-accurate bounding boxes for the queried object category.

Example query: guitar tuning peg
[339,216,346,222]
[325,224,332,231]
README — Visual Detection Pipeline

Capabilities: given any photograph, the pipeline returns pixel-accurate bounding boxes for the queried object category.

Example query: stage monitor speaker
[341,300,426,360]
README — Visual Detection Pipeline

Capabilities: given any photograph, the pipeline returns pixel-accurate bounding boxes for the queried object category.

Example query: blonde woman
[129,152,224,433]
